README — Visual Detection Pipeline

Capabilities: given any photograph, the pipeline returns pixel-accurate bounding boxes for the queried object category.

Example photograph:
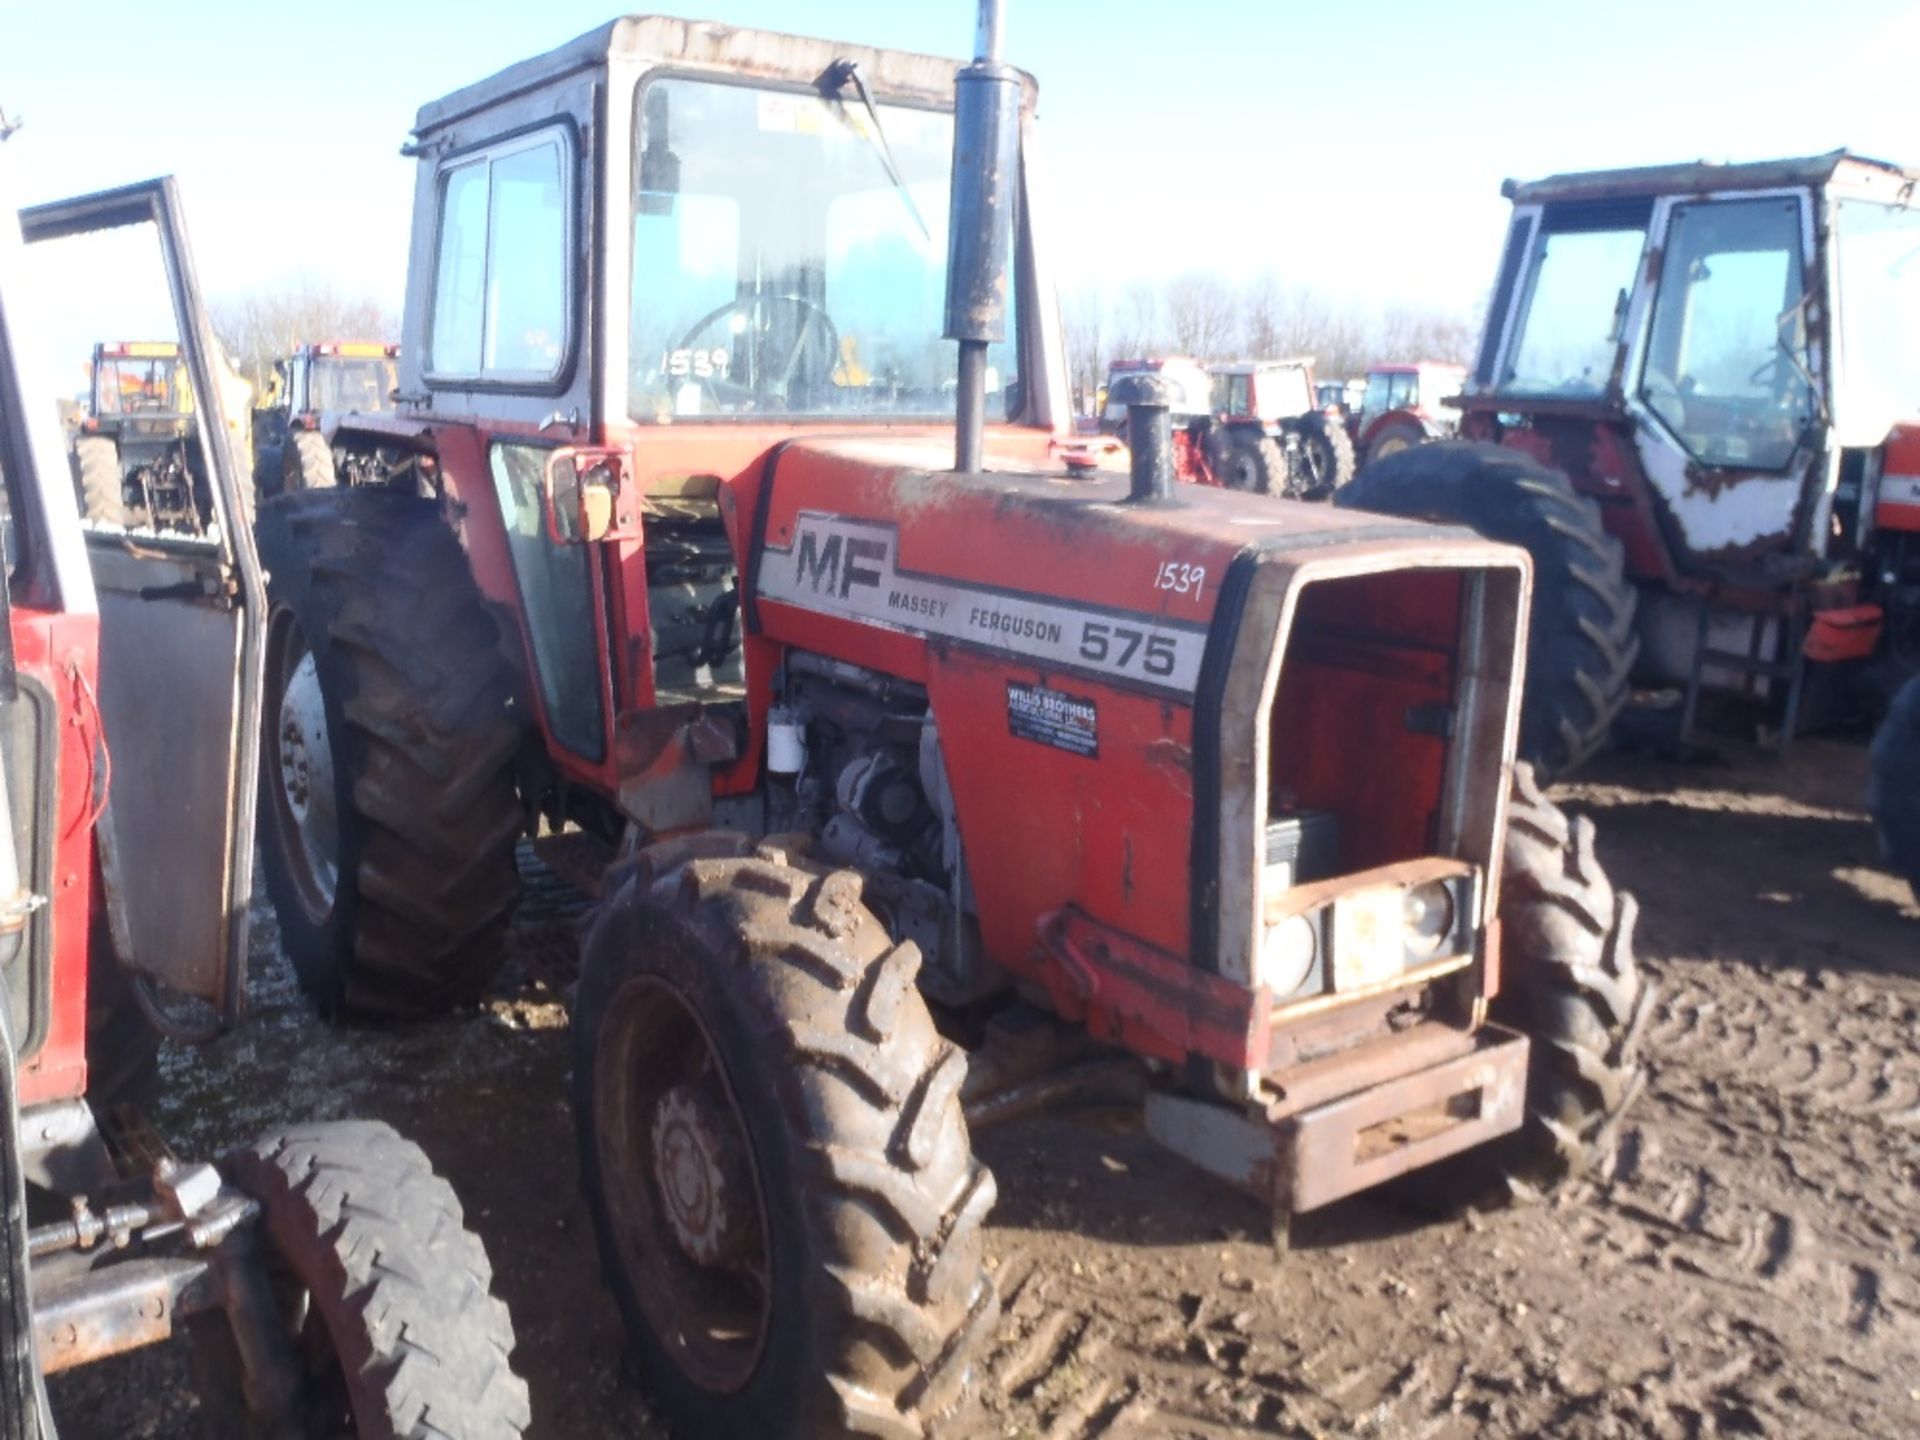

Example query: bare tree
[211,281,399,390]
[1060,283,1107,414]
[1162,272,1239,360]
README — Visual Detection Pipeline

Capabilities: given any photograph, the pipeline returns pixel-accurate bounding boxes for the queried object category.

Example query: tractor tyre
[1494,763,1653,1193]
[574,838,1000,1438]
[72,435,129,526]
[196,1120,530,1437]
[1869,674,1920,900]
[1289,410,1356,499]
[1214,431,1287,494]
[283,428,337,492]
[255,490,526,1020]
[1363,416,1427,465]
[1338,440,1638,779]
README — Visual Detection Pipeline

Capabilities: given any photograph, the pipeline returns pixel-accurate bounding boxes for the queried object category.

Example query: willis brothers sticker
[757,511,1208,697]
[1006,682,1098,757]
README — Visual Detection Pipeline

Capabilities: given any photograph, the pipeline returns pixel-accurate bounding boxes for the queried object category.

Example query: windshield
[1503,221,1647,394]
[308,356,396,413]
[1835,200,1920,435]
[94,355,186,416]
[1639,198,1812,471]
[629,77,1018,423]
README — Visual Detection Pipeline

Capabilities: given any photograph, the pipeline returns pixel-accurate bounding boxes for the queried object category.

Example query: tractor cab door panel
[487,440,612,765]
[1624,190,1825,573]
[20,182,266,1022]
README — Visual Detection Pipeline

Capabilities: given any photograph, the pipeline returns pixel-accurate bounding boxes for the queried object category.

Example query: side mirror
[542,447,632,544]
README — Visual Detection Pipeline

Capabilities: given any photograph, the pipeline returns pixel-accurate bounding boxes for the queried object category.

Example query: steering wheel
[673,295,841,412]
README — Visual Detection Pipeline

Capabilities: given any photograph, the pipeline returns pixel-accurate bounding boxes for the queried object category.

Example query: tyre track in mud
[50,746,1920,1439]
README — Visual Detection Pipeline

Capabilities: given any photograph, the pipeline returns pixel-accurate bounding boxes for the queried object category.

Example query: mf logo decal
[760,512,1207,696]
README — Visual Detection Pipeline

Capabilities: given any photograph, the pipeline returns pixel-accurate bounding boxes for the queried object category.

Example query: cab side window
[429,131,572,383]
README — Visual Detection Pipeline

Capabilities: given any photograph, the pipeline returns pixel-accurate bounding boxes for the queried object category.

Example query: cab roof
[1503,149,1920,205]
[413,14,1036,136]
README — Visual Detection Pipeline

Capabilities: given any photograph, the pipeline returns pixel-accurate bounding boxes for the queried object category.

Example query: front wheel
[1363,416,1426,465]
[574,838,998,1437]
[1495,764,1653,1191]
[1869,675,1920,900]
[200,1121,530,1437]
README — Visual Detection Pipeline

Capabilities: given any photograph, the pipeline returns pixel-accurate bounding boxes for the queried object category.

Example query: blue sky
[4,0,1917,328]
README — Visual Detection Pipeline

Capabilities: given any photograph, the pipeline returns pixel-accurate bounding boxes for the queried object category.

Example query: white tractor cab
[1335,151,1920,892]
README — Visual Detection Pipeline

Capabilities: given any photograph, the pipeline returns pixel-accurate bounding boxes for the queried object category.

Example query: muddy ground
[50,739,1920,1438]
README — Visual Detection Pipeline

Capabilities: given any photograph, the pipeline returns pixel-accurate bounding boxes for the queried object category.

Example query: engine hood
[749,435,1511,702]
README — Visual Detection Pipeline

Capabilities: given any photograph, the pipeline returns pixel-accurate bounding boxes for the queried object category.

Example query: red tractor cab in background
[1350,360,1467,466]
[1101,356,1354,497]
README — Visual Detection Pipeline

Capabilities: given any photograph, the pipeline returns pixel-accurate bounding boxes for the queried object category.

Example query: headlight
[1403,879,1456,955]
[1260,913,1318,996]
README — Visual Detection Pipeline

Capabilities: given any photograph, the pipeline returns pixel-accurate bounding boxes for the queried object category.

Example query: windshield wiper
[820,59,931,242]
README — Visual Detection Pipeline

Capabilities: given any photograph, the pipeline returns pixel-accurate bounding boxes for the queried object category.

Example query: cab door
[20,179,266,1025]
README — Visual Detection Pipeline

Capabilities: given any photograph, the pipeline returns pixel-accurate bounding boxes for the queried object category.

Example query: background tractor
[252,7,1649,1436]
[1207,357,1355,496]
[251,340,398,496]
[1100,355,1354,496]
[2,162,527,1434]
[1339,152,1920,887]
[69,340,254,532]
[1348,360,1466,466]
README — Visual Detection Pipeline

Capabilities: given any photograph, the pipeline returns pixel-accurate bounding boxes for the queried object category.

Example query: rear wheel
[1363,416,1426,465]
[283,429,337,492]
[1288,411,1356,498]
[1213,431,1286,493]
[72,435,129,525]
[199,1120,530,1437]
[574,838,999,1437]
[1338,440,1639,779]
[255,490,526,1019]
[1869,675,1920,899]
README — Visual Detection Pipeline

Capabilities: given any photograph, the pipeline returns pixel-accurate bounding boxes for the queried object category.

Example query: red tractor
[252,340,400,496]
[1100,357,1354,497]
[254,8,1650,1435]
[1340,152,1920,892]
[1349,360,1467,467]
[2,166,527,1432]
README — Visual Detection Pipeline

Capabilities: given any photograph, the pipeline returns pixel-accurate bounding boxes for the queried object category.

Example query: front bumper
[1144,1022,1529,1214]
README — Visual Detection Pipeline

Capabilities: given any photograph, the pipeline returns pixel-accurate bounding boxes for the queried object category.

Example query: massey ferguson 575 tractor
[1342,153,1920,889]
[0,164,526,1434]
[254,7,1650,1434]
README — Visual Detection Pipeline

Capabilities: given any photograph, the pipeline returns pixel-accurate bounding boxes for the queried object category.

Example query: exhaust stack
[945,0,1019,474]
[1107,372,1177,503]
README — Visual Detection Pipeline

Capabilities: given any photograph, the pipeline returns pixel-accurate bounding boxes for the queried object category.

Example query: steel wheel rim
[265,611,340,923]
[596,975,773,1393]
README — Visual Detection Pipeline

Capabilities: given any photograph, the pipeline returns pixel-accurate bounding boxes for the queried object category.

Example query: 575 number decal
[1079,621,1178,677]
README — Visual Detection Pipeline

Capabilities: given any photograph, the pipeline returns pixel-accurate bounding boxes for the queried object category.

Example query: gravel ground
[48,738,1920,1438]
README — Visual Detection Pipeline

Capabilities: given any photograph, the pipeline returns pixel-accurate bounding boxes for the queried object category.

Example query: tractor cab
[252,340,397,494]
[1459,151,1920,732]
[87,340,190,429]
